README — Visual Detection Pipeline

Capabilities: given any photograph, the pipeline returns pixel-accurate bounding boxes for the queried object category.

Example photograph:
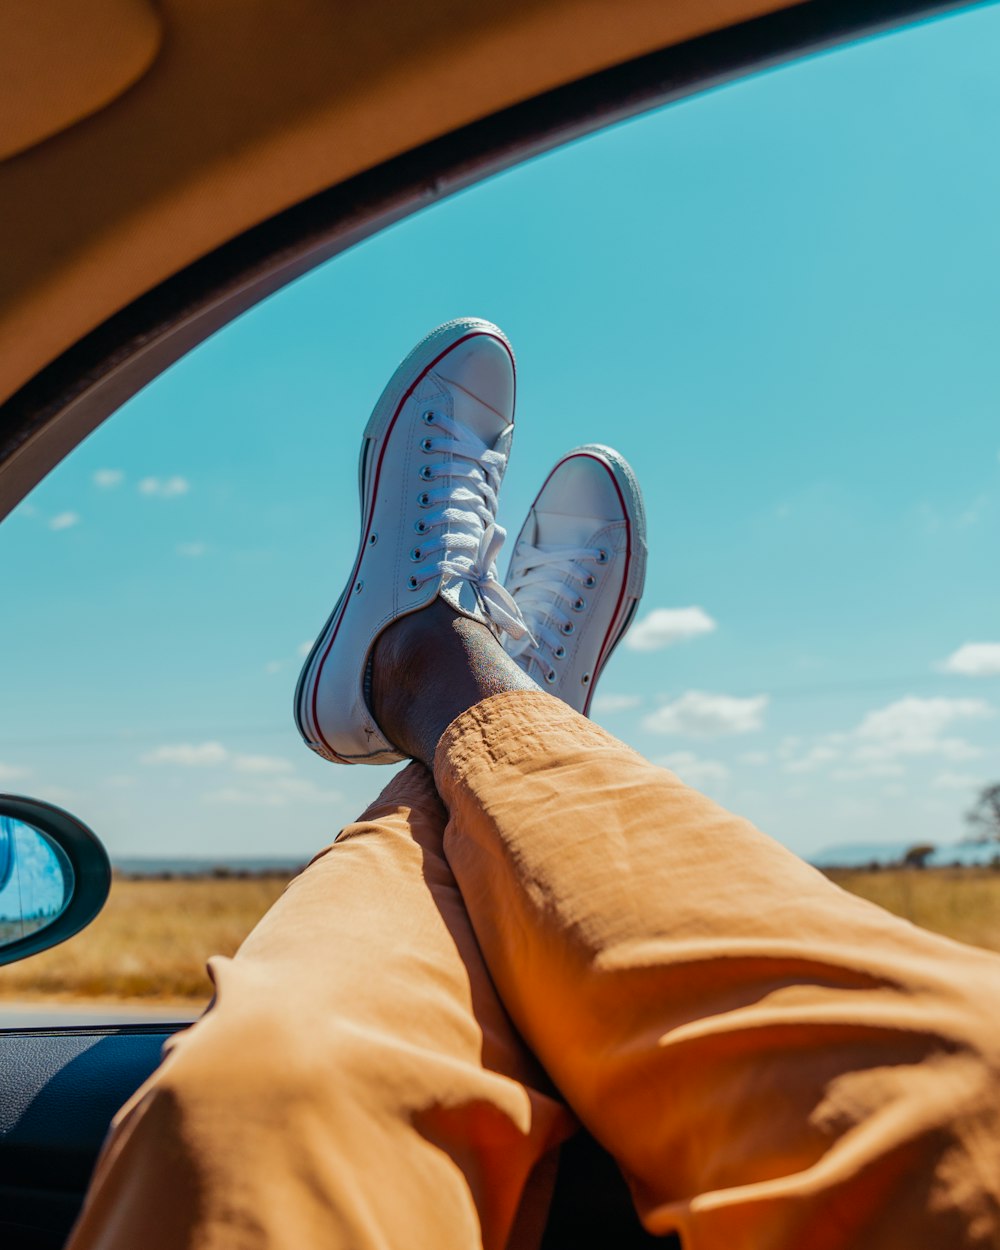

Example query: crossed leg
[70,605,1000,1250]
[67,763,572,1250]
[436,689,1000,1249]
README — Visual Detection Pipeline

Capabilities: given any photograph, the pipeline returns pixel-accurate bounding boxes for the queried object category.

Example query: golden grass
[0,874,290,1004]
[3,868,1000,1005]
[827,867,1000,953]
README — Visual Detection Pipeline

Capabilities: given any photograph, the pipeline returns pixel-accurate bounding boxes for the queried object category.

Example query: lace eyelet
[584,574,596,588]
[368,532,378,546]
[417,493,431,507]
[410,547,423,562]
[420,437,433,453]
[561,622,575,636]
[544,670,557,685]
[407,576,419,591]
[554,646,566,660]
[414,519,428,533]
[573,597,586,612]
[581,673,591,686]
[418,465,433,481]
[421,411,436,425]
[596,549,609,564]
[354,580,364,594]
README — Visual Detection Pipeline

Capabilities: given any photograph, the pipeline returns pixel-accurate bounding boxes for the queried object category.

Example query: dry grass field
[0,874,290,1004]
[3,868,1000,1006]
[828,867,1000,954]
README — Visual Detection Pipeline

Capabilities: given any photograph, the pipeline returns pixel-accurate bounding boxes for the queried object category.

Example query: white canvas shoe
[295,318,529,764]
[503,445,647,715]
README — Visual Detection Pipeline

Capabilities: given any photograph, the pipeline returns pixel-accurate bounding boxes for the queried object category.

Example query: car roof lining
[0,0,970,521]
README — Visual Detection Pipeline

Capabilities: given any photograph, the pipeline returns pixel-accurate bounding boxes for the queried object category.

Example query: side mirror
[0,796,111,967]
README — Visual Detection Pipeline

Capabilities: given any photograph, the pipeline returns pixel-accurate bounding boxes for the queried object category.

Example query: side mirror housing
[0,796,111,967]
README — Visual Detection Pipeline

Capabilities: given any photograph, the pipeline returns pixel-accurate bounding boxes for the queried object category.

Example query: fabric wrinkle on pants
[437,693,1000,1249]
[67,761,572,1250]
[69,690,1000,1250]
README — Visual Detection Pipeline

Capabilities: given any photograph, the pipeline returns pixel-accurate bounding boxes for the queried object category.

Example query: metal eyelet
[554,646,566,660]
[418,465,433,481]
[421,410,436,425]
[417,492,431,507]
[573,597,586,612]
[368,533,378,546]
[561,622,575,636]
[544,670,557,685]
[596,549,609,564]
[354,580,364,594]
[581,673,591,686]
[414,519,428,533]
[407,575,419,591]
[410,547,423,562]
[583,574,596,588]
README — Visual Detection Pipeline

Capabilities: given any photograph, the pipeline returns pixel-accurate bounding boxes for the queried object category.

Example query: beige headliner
[0,0,804,410]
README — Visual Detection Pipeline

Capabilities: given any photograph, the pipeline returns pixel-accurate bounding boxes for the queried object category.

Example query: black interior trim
[0,0,973,517]
[0,798,112,967]
[0,1022,193,1038]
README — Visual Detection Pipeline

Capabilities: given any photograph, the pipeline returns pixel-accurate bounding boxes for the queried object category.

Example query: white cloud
[832,761,906,781]
[656,750,730,792]
[29,785,79,807]
[738,750,770,766]
[776,736,801,761]
[264,660,286,675]
[625,607,717,652]
[139,475,190,499]
[643,691,768,737]
[784,745,840,775]
[231,754,294,775]
[49,511,80,531]
[592,693,641,714]
[932,771,986,791]
[141,741,229,767]
[957,496,989,528]
[853,696,992,763]
[176,541,207,558]
[941,643,1000,677]
[205,776,341,808]
[297,641,314,658]
[140,742,296,778]
[0,762,30,781]
[93,469,124,489]
[103,774,136,789]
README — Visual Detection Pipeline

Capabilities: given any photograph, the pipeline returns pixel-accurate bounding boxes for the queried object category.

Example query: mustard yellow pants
[69,693,1000,1249]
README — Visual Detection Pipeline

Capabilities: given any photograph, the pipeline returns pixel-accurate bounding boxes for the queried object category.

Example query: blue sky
[1,2,998,864]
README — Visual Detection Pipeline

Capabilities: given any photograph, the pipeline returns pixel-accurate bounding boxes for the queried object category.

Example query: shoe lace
[503,541,608,677]
[407,409,529,640]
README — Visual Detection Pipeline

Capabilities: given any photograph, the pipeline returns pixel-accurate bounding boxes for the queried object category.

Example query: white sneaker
[295,318,529,763]
[503,445,646,714]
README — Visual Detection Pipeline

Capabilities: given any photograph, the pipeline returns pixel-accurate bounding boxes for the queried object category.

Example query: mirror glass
[0,816,74,950]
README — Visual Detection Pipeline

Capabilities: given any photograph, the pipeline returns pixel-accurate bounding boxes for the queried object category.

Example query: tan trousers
[69,693,1000,1249]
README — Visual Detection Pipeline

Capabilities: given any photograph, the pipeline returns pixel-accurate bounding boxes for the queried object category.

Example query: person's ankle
[371,599,537,765]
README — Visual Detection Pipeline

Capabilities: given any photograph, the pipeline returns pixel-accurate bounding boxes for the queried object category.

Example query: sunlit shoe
[503,444,647,715]
[295,318,529,763]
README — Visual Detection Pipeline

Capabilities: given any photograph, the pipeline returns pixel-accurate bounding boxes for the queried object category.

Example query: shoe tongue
[533,507,607,548]
[454,578,484,617]
[435,372,509,447]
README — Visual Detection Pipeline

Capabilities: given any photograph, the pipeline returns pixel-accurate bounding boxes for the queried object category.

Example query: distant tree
[966,784,1000,845]
[902,842,936,870]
